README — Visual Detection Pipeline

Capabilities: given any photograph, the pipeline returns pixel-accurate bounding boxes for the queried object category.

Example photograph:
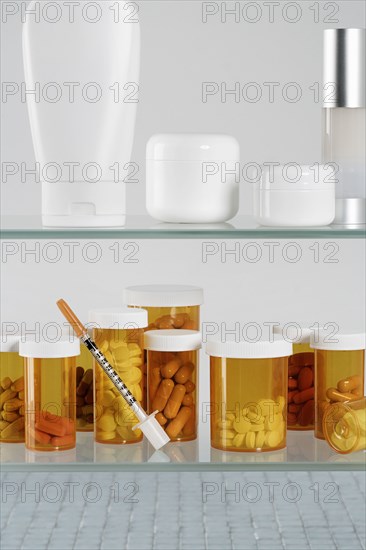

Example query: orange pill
[287,413,297,425]
[182,406,196,436]
[298,367,313,391]
[289,352,314,367]
[164,384,186,419]
[182,320,196,330]
[185,380,195,393]
[325,387,357,403]
[288,390,299,403]
[288,365,300,377]
[156,412,167,426]
[174,363,194,384]
[166,406,192,439]
[182,393,193,407]
[50,434,75,447]
[293,387,314,404]
[288,403,302,413]
[337,375,362,393]
[298,399,314,426]
[161,359,182,379]
[36,416,66,437]
[288,378,298,390]
[152,379,175,411]
[28,426,51,445]
[149,367,162,401]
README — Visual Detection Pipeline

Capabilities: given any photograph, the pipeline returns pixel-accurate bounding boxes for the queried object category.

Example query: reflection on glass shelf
[1,215,365,239]
[0,431,364,471]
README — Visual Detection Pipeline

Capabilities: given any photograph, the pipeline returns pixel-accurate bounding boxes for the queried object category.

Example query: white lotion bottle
[23,1,140,227]
[322,28,365,225]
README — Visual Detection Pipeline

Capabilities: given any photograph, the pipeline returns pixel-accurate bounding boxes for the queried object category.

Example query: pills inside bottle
[0,335,25,443]
[145,330,201,442]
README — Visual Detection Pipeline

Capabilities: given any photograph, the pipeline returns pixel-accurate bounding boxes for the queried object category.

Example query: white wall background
[1,0,365,215]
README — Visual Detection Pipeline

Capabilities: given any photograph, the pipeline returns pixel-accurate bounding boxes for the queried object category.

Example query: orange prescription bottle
[88,307,148,444]
[207,339,292,452]
[323,397,366,454]
[123,285,203,331]
[19,338,80,451]
[273,324,318,431]
[311,332,365,439]
[144,329,201,441]
[0,335,25,442]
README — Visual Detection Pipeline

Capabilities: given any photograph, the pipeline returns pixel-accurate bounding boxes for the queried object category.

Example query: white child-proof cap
[19,338,80,358]
[310,332,366,351]
[132,411,170,450]
[0,334,20,353]
[123,285,204,307]
[144,330,202,351]
[273,324,323,345]
[206,339,292,359]
[88,307,148,329]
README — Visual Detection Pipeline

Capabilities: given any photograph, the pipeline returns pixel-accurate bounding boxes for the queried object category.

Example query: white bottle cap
[132,411,170,450]
[144,330,202,351]
[19,338,80,358]
[88,307,148,329]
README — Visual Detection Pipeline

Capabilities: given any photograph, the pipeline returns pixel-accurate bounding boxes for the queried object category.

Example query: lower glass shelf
[1,431,365,472]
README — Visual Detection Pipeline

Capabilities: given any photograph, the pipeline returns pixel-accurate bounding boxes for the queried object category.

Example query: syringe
[57,299,170,450]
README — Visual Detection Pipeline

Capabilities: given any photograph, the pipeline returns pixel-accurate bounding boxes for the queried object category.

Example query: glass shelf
[1,216,365,239]
[1,432,364,472]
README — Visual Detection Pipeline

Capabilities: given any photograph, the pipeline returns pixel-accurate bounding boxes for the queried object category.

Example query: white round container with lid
[206,339,292,452]
[146,133,240,223]
[254,164,335,227]
[144,330,201,441]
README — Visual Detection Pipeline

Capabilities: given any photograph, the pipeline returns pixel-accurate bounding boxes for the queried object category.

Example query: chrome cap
[323,28,365,108]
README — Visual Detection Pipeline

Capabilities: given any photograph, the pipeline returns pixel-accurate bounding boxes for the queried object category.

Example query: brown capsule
[2,411,20,422]
[326,387,357,403]
[76,396,85,407]
[174,363,194,384]
[0,377,12,390]
[1,417,24,439]
[10,376,24,393]
[164,384,186,419]
[76,366,84,385]
[0,389,17,409]
[3,398,23,412]
[85,386,94,405]
[337,375,362,393]
[166,406,192,439]
[151,379,175,412]
[182,393,193,407]
[185,380,195,393]
[156,412,167,426]
[161,359,182,379]
[182,406,196,437]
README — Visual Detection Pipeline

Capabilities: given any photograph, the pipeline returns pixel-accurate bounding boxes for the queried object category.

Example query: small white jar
[254,164,335,227]
[146,133,240,223]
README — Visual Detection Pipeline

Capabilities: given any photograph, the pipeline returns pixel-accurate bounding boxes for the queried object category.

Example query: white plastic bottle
[23,1,140,227]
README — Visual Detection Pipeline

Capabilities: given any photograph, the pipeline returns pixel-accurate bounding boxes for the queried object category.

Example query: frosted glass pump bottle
[322,28,365,225]
[23,1,140,227]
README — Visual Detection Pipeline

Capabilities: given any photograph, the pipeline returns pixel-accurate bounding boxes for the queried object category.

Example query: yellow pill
[250,423,265,432]
[110,339,128,351]
[251,415,265,425]
[130,357,143,368]
[256,430,266,448]
[265,413,282,431]
[232,417,251,434]
[246,432,256,449]
[128,343,141,356]
[101,390,115,407]
[222,438,235,447]
[233,433,245,447]
[98,413,116,432]
[265,430,282,448]
[257,399,276,417]
[116,425,130,439]
[220,429,236,439]
[130,384,142,402]
[97,430,116,441]
[226,413,235,421]
[99,340,109,353]
[217,420,233,430]
[112,346,129,363]
[123,367,142,385]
